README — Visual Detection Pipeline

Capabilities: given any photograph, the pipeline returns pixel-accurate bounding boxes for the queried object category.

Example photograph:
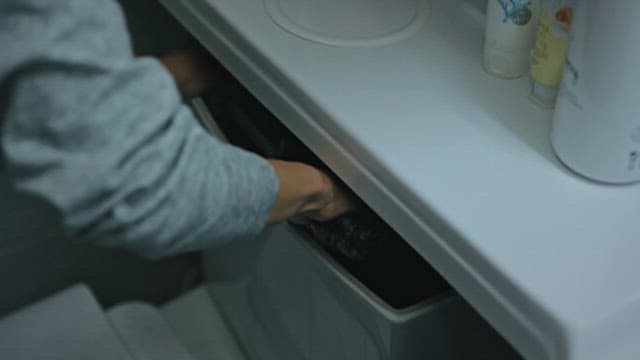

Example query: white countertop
[161,1,640,359]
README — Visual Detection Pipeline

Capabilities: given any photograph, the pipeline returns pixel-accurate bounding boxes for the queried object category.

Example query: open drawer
[204,223,519,360]
[193,71,520,359]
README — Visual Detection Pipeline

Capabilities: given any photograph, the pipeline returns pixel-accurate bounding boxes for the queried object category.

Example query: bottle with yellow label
[529,0,575,108]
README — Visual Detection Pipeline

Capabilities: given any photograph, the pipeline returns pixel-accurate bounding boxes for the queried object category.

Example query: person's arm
[0,1,267,258]
[0,0,351,259]
[158,48,354,223]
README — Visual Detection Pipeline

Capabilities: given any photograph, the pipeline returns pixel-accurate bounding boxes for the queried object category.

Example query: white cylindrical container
[551,1,640,184]
[483,0,540,79]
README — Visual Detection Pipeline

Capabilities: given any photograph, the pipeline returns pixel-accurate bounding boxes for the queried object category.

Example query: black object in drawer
[302,211,451,309]
[202,83,451,310]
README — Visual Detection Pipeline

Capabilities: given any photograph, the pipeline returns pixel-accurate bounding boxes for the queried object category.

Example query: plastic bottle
[552,1,640,184]
[529,0,575,108]
[483,0,540,79]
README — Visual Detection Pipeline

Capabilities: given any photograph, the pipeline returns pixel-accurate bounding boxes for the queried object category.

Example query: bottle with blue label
[483,0,540,79]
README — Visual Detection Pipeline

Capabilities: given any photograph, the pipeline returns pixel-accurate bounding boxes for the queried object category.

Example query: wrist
[159,53,188,91]
[266,159,333,223]
[159,46,222,98]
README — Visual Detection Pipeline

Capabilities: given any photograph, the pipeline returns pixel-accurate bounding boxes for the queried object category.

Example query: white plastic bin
[204,224,520,360]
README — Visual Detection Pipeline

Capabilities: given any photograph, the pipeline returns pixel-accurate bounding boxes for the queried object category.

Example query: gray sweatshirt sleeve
[0,0,279,258]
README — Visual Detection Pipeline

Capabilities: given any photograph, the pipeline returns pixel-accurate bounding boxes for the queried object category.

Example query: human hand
[291,172,356,224]
[267,160,357,225]
[159,44,225,98]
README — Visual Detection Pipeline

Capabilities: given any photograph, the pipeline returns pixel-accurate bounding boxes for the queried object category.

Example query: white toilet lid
[265,0,430,47]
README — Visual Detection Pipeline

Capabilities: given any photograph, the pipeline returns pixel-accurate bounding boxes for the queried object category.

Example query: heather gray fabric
[0,0,278,258]
[0,284,133,360]
[107,302,194,360]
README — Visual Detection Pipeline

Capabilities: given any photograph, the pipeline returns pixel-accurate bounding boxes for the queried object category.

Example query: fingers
[298,178,358,223]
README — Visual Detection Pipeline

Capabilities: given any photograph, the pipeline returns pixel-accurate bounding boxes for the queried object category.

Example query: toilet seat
[265,0,430,47]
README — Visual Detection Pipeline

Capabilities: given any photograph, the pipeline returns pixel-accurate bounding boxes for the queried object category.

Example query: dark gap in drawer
[201,82,451,310]
[298,212,452,309]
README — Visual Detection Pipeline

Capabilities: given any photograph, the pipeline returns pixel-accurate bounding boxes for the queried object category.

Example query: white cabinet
[204,224,518,360]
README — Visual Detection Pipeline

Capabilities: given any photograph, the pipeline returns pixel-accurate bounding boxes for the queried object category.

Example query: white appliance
[551,1,640,184]
[161,0,640,359]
